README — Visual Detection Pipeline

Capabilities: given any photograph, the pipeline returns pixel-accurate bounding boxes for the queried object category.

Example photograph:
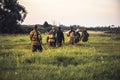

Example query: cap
[76,29,79,32]
[52,27,55,30]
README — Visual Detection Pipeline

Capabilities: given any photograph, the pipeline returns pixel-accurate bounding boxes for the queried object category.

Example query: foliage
[43,21,52,32]
[0,33,120,80]
[0,0,27,33]
[20,25,50,33]
[43,21,50,27]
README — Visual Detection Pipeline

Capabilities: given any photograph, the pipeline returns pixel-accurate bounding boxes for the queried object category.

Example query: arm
[46,36,49,43]
[30,31,33,41]
[62,32,65,42]
[67,31,71,37]
[39,33,42,44]
[87,33,89,37]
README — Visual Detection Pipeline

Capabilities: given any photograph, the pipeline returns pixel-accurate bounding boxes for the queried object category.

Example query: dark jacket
[56,30,64,42]
[82,31,89,42]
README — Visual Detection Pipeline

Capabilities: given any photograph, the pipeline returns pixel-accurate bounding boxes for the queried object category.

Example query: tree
[0,0,27,33]
[43,21,49,27]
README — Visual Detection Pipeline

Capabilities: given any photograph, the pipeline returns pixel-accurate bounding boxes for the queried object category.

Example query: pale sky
[19,0,120,27]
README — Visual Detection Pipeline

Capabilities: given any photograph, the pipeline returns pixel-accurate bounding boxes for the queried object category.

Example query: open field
[0,32,120,80]
[87,31,105,34]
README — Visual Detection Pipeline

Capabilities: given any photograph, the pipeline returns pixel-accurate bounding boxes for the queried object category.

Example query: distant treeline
[20,25,70,34]
[0,24,120,34]
[87,27,120,34]
[20,25,120,34]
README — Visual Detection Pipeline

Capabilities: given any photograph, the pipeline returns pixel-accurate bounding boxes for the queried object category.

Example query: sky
[19,0,120,27]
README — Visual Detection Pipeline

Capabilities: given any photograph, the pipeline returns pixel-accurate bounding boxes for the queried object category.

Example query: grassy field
[0,33,120,80]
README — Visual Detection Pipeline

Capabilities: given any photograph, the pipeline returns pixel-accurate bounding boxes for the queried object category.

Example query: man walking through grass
[75,29,81,43]
[56,27,65,47]
[67,27,75,45]
[30,25,43,52]
[46,27,57,47]
[81,29,89,42]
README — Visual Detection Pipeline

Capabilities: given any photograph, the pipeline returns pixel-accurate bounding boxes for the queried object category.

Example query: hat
[52,27,55,30]
[76,29,79,32]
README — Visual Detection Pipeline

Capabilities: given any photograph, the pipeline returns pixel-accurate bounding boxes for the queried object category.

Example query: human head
[83,28,87,33]
[52,27,55,32]
[33,25,38,30]
[76,29,79,32]
[58,27,61,30]
[70,27,73,30]
[52,27,55,30]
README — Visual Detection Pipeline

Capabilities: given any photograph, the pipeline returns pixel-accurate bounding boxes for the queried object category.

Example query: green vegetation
[0,33,120,80]
[0,0,27,33]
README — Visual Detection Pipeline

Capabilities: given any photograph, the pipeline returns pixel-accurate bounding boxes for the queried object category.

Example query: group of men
[46,27,64,47]
[30,25,89,52]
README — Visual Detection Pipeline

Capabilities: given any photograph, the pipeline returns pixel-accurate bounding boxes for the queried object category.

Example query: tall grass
[0,33,120,80]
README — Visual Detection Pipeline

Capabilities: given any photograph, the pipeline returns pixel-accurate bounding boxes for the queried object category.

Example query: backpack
[48,33,56,42]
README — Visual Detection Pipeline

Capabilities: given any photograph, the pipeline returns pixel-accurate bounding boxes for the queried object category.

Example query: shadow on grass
[75,43,91,47]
